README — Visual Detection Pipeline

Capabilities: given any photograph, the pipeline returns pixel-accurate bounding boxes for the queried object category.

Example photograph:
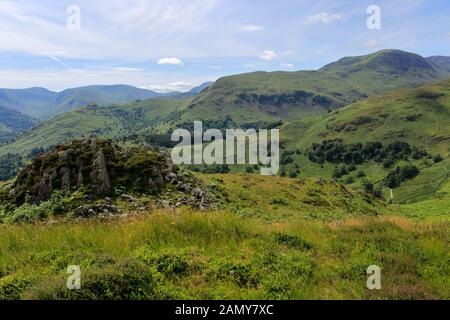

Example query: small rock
[167,172,178,181]
[120,194,135,201]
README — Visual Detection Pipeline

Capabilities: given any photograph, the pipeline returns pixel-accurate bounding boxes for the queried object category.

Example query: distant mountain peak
[320,49,435,74]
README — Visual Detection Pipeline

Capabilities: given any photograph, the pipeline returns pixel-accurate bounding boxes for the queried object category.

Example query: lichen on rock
[9,136,214,209]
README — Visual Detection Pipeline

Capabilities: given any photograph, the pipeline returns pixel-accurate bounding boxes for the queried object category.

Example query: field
[0,174,448,300]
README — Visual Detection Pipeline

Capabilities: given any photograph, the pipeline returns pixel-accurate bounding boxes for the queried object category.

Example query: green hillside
[50,85,163,116]
[282,79,450,153]
[0,106,37,143]
[181,50,450,127]
[0,87,55,119]
[0,97,187,156]
[0,85,164,119]
[280,79,450,203]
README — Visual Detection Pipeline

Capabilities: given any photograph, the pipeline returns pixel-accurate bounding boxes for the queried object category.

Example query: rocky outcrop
[10,135,212,207]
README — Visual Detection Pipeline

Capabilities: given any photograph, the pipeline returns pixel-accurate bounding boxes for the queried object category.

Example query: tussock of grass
[0,211,448,300]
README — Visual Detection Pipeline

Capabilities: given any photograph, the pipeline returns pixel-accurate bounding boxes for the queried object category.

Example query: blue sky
[0,0,448,91]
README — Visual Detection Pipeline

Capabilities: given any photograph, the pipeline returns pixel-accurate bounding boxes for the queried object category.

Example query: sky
[0,0,448,92]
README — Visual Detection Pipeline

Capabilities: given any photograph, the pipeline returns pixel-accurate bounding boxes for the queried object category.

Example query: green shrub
[134,247,190,276]
[0,273,32,300]
[26,260,161,300]
[207,260,260,288]
[7,204,47,223]
[274,233,312,250]
[433,154,443,163]
[356,171,366,178]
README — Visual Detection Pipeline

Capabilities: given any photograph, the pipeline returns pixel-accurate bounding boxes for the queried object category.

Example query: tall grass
[0,210,447,300]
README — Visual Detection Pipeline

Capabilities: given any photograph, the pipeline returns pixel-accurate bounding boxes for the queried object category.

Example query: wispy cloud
[306,12,343,24]
[280,62,294,68]
[239,24,265,32]
[0,0,447,90]
[259,50,278,61]
[148,81,194,92]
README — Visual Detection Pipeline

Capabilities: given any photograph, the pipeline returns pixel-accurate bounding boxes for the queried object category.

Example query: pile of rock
[9,135,216,211]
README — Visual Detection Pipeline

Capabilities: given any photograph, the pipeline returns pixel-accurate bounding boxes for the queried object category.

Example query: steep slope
[182,50,450,127]
[282,79,450,154]
[0,106,37,143]
[426,56,450,75]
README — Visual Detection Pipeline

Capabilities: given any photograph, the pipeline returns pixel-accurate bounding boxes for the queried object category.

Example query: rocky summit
[9,135,211,207]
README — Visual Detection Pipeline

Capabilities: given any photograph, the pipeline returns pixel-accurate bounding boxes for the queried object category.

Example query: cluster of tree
[383,165,420,188]
[307,139,428,167]
[0,153,24,181]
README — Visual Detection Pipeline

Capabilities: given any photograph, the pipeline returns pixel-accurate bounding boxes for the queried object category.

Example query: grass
[0,211,447,300]
[0,173,448,300]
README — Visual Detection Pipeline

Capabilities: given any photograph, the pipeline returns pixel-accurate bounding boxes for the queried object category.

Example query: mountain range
[0,83,213,120]
[3,49,449,151]
[1,49,450,203]
[179,50,450,128]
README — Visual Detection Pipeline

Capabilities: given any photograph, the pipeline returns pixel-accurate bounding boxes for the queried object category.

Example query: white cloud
[148,81,194,93]
[157,57,184,65]
[209,65,222,70]
[259,50,278,61]
[280,63,294,68]
[306,12,343,24]
[239,24,265,32]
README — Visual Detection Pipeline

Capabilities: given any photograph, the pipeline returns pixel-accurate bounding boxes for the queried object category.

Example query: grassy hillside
[50,85,163,116]
[282,79,450,153]
[0,85,164,119]
[280,79,450,202]
[0,97,187,156]
[0,106,37,143]
[0,174,448,300]
[181,50,450,127]
[0,87,55,118]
